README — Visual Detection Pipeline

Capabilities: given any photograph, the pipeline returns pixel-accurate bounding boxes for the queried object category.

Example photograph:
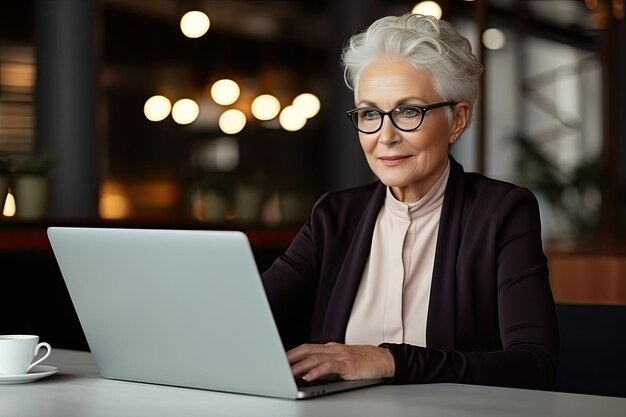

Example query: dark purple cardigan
[261,156,559,390]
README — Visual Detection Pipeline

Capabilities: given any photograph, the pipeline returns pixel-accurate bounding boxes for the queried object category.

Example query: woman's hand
[287,342,395,381]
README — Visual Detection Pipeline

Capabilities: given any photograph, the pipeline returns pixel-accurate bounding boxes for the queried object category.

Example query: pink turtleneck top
[345,161,450,347]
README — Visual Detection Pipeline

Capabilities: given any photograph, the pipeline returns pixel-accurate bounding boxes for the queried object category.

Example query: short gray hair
[341,14,483,122]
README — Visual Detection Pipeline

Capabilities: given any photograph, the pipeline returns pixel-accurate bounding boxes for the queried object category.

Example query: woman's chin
[378,178,410,189]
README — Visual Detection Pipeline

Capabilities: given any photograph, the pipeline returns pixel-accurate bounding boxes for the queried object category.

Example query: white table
[1,349,625,417]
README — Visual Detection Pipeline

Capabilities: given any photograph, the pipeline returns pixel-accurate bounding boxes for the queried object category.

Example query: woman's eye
[362,110,380,120]
[399,107,420,117]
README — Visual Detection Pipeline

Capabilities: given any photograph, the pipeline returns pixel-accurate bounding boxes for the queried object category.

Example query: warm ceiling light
[482,28,506,50]
[292,93,320,119]
[278,106,306,132]
[251,94,281,121]
[144,95,172,122]
[171,98,200,125]
[411,1,443,19]
[180,11,210,38]
[210,79,240,106]
[218,109,247,134]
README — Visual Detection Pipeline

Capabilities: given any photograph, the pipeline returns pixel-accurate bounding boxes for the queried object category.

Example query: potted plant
[278,178,314,225]
[191,173,232,222]
[234,172,267,223]
[10,153,55,220]
[514,134,603,238]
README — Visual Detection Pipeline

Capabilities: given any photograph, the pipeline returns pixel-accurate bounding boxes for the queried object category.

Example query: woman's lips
[379,155,410,166]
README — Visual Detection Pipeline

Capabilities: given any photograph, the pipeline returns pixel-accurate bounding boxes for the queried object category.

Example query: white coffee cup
[0,335,52,375]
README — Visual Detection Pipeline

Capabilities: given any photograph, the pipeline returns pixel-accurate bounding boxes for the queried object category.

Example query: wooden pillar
[600,4,626,240]
[618,16,626,239]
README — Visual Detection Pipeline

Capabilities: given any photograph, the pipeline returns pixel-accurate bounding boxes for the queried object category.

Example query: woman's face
[355,58,469,202]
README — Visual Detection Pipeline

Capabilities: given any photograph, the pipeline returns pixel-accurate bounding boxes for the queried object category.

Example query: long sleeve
[381,186,559,390]
[262,181,386,350]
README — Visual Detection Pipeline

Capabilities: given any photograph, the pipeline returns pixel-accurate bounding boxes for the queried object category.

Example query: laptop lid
[47,227,382,399]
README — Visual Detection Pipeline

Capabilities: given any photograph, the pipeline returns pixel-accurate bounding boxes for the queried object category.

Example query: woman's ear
[449,101,470,144]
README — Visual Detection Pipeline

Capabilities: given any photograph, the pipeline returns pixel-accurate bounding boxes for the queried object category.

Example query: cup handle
[27,342,52,373]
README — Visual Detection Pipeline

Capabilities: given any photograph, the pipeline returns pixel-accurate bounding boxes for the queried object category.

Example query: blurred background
[1,0,625,396]
[0,0,623,240]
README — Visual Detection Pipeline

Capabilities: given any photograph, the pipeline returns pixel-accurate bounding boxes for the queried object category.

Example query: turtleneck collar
[385,161,450,221]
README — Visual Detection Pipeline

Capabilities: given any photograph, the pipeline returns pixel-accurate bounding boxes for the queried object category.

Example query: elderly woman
[261,14,558,390]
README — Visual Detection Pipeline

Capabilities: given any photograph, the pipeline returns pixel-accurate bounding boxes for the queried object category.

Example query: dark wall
[2,250,89,350]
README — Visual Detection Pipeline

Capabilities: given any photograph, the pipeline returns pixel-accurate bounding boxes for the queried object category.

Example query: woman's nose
[377,116,401,146]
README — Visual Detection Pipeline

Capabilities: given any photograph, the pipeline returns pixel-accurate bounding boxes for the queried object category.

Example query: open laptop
[47,227,384,399]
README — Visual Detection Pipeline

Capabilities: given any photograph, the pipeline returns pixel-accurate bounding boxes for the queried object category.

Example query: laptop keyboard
[295,377,342,388]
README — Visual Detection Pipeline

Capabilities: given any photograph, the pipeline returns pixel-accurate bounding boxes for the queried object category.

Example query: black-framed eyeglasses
[346,101,456,134]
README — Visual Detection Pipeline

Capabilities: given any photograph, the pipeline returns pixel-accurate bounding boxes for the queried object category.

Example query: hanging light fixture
[411,1,443,19]
[251,94,281,121]
[144,95,172,122]
[210,79,241,106]
[218,109,247,134]
[171,98,200,125]
[180,10,210,38]
[292,93,320,119]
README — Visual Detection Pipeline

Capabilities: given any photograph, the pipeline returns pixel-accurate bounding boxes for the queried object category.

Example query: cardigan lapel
[426,156,465,350]
[319,182,387,343]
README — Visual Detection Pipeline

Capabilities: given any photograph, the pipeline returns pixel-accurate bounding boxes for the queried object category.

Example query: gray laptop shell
[48,227,381,399]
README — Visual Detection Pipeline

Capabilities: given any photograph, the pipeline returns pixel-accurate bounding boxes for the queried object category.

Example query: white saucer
[0,365,59,384]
